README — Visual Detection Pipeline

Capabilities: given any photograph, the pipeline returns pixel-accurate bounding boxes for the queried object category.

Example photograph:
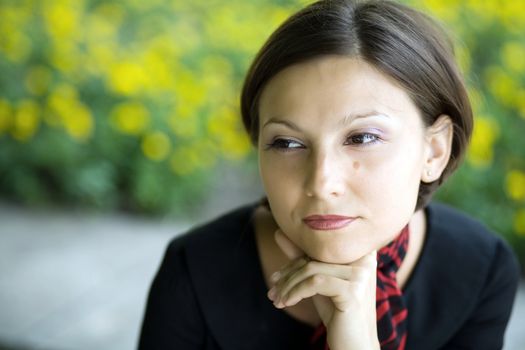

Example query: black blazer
[139,202,520,350]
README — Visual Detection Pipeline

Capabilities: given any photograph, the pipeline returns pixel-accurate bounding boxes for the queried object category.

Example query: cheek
[363,137,423,189]
[359,145,423,233]
[258,153,301,211]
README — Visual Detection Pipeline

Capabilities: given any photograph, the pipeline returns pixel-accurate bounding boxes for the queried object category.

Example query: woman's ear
[421,114,453,183]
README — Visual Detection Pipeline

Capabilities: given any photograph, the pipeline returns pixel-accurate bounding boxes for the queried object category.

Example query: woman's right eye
[266,138,304,151]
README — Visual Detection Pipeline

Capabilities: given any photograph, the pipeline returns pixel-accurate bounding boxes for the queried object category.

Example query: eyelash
[265,132,382,152]
[344,133,381,146]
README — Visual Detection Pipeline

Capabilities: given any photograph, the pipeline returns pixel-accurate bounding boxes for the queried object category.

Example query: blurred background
[0,0,523,349]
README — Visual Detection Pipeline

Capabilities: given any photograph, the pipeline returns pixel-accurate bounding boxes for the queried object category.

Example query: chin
[313,254,363,265]
[307,245,366,264]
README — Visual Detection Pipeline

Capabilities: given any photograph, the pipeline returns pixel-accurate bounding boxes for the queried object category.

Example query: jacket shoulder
[427,202,507,256]
[425,201,518,290]
[405,202,520,349]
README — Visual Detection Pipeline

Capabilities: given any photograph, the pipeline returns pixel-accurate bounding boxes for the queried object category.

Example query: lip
[302,215,357,230]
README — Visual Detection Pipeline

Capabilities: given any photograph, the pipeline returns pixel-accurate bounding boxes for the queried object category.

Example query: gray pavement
[0,202,187,350]
[0,200,524,350]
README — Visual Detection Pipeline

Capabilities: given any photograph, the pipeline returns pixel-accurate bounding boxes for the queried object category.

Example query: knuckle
[338,302,350,312]
[310,274,324,286]
[303,261,319,274]
[350,265,374,281]
[345,281,356,294]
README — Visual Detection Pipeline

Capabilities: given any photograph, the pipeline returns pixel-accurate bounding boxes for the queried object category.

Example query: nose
[303,148,346,199]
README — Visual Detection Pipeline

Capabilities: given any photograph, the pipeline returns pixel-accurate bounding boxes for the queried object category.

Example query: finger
[277,261,370,302]
[268,256,309,301]
[270,255,309,283]
[274,274,335,308]
[274,229,303,260]
[278,274,364,312]
[278,251,377,291]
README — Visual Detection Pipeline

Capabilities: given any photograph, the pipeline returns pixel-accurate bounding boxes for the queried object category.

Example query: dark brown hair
[240,0,473,210]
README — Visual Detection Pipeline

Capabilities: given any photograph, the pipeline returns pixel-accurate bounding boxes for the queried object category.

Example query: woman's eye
[266,138,304,151]
[345,133,380,146]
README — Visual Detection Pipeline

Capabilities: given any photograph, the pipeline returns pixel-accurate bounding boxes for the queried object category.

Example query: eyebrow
[262,111,391,131]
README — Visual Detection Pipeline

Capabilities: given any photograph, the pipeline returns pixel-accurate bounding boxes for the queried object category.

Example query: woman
[139,0,520,349]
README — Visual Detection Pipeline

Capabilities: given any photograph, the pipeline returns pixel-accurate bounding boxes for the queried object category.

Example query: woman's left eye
[344,133,381,146]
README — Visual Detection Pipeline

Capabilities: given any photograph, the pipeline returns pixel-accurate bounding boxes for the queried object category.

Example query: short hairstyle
[240,0,473,210]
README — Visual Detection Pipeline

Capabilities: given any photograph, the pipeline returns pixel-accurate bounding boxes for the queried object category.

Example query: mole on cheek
[353,161,360,170]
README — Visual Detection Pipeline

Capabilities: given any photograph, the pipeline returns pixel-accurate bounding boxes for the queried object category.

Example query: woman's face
[257,56,431,264]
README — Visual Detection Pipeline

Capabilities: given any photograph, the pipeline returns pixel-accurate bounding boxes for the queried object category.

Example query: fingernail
[280,296,288,306]
[267,287,276,300]
[276,299,285,308]
[270,271,280,282]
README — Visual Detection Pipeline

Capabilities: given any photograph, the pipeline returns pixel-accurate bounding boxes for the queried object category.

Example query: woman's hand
[267,229,380,350]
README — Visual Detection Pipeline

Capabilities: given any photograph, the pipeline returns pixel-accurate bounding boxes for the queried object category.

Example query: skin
[256,55,453,349]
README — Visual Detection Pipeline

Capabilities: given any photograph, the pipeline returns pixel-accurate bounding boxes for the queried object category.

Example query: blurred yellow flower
[143,50,173,91]
[200,74,235,107]
[86,42,117,77]
[0,99,12,134]
[43,0,82,41]
[220,129,251,160]
[465,0,499,26]
[173,68,205,110]
[484,66,518,107]
[0,3,31,29]
[45,84,93,141]
[108,61,148,96]
[11,99,40,142]
[0,4,32,62]
[25,65,53,95]
[506,170,525,201]
[85,15,118,46]
[0,31,31,63]
[170,139,218,175]
[62,103,93,141]
[198,56,236,106]
[48,42,82,75]
[204,4,287,54]
[200,55,233,78]
[47,83,77,115]
[514,208,525,237]
[501,42,525,74]
[467,116,499,168]
[141,131,171,161]
[169,104,198,138]
[110,101,149,135]
[92,2,125,26]
[500,1,525,34]
[422,0,461,23]
[207,106,236,134]
[148,33,180,60]
[206,105,251,159]
[170,147,198,175]
[83,3,122,74]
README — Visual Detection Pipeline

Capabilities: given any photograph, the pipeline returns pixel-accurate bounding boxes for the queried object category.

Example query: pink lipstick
[302,215,356,230]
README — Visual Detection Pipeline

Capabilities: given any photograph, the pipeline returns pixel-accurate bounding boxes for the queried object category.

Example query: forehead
[258,55,421,125]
